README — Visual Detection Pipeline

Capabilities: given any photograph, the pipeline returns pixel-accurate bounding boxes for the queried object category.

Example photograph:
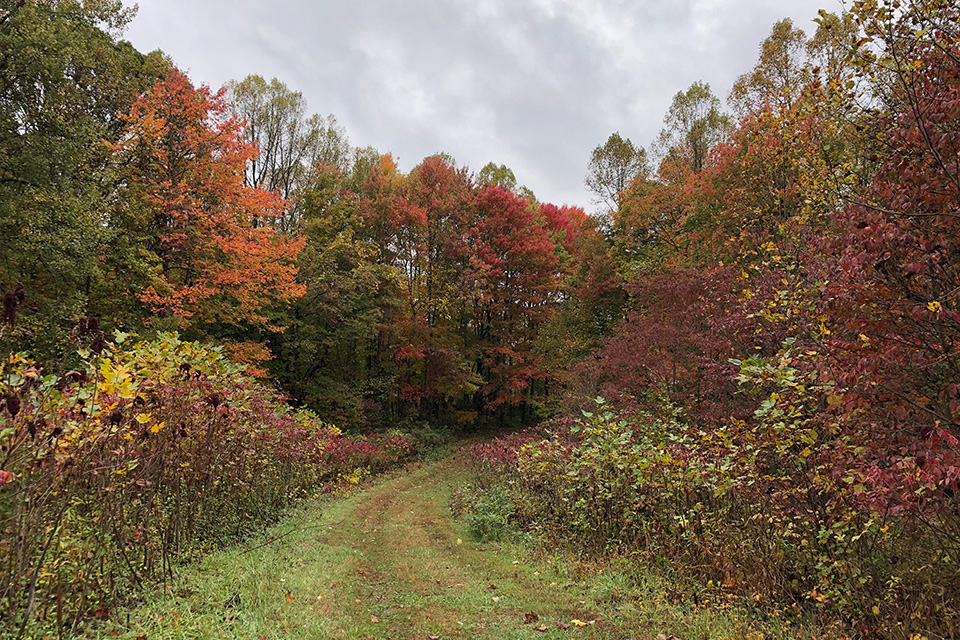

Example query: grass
[71,449,835,640]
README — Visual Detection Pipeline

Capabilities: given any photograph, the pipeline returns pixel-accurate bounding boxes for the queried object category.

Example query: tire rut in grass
[347,457,476,637]
[338,454,618,639]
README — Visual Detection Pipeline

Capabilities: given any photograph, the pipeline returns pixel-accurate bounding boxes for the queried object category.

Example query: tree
[477,162,518,192]
[579,267,741,423]
[363,155,479,419]
[229,75,307,197]
[729,19,809,117]
[584,132,647,213]
[535,204,624,397]
[814,0,960,501]
[406,156,473,328]
[307,113,352,171]
[458,185,561,413]
[268,162,391,425]
[655,82,732,174]
[0,0,167,361]
[111,69,305,357]
[228,75,351,229]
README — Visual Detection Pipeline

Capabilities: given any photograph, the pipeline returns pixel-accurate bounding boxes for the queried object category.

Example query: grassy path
[84,450,802,640]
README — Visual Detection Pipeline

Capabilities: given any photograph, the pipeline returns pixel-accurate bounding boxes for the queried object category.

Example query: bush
[468,398,960,638]
[464,485,518,542]
[0,333,417,638]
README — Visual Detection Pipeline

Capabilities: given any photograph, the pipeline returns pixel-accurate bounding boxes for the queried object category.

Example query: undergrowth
[462,398,957,639]
[0,332,418,639]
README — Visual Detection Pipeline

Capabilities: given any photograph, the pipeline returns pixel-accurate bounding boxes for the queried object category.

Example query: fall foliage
[2,0,960,637]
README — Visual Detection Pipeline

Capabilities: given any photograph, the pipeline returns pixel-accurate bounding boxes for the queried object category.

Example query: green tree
[308,113,352,171]
[728,19,809,117]
[268,163,391,425]
[584,132,647,213]
[477,162,518,192]
[0,0,165,361]
[228,75,351,229]
[229,75,309,197]
[654,82,732,174]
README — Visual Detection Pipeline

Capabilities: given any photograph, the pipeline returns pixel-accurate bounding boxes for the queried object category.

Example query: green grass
[72,452,835,640]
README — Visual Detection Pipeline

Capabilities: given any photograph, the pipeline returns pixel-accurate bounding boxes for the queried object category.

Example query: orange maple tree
[112,69,305,338]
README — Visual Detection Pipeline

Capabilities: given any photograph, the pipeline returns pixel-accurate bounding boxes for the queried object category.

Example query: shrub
[464,485,518,542]
[0,332,417,638]
[468,398,959,638]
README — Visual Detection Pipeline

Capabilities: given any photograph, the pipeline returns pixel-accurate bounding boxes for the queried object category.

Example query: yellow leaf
[135,413,151,424]
[571,619,588,627]
[827,393,843,406]
[872,605,880,615]
[118,380,137,399]
[150,421,165,434]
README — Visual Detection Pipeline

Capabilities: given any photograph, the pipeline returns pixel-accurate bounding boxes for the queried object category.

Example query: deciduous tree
[0,0,164,360]
[111,70,305,353]
[584,132,647,213]
[655,82,732,175]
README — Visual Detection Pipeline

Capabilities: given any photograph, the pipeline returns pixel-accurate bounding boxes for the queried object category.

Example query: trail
[318,454,622,639]
[90,450,728,640]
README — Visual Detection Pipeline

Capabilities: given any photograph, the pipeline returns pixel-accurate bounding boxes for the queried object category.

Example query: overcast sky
[121,0,842,211]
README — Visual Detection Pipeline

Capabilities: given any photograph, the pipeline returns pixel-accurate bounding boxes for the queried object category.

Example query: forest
[0,0,958,638]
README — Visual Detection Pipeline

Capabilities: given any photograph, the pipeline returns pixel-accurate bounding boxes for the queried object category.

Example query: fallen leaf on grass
[371,616,379,623]
[488,584,498,590]
[428,636,440,640]
[536,625,549,632]
[524,612,540,624]
[492,596,500,602]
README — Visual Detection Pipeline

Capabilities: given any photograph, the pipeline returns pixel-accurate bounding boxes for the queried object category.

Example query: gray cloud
[123,0,843,210]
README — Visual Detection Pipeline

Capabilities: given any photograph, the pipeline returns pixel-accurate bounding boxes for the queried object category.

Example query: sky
[120,0,843,211]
